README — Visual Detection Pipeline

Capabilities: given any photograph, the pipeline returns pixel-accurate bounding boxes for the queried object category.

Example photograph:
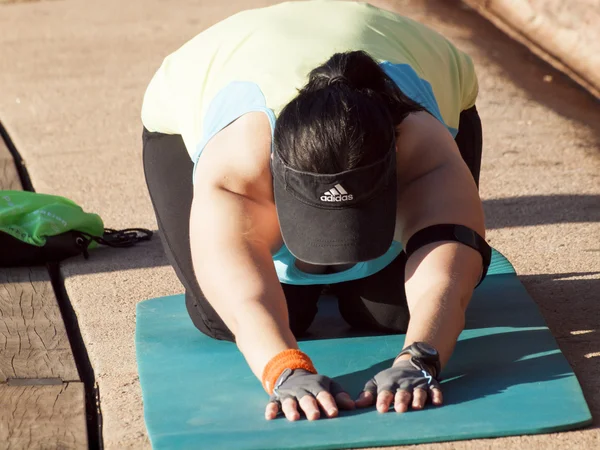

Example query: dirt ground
[0,0,598,448]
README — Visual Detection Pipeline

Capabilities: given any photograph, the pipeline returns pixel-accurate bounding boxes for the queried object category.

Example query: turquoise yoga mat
[135,250,592,449]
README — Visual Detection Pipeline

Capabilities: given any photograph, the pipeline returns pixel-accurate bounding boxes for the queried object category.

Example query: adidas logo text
[321,194,353,202]
[320,184,353,202]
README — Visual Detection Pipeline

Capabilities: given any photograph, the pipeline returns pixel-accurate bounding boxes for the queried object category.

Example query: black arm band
[404,224,492,287]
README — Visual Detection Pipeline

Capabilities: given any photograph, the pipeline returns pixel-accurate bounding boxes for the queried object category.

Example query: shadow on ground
[521,273,600,334]
[521,273,600,415]
[484,194,600,229]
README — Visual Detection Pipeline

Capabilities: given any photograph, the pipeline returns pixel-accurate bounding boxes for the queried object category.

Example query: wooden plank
[1,119,87,446]
[0,267,80,382]
[0,134,79,382]
[0,382,88,449]
[0,158,21,190]
[0,137,21,190]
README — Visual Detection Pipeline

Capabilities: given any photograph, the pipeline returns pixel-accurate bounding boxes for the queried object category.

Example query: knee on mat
[338,297,409,334]
[184,292,235,342]
[288,309,318,338]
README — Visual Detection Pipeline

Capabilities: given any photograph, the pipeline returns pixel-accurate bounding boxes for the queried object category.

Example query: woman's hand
[265,369,355,421]
[355,358,443,413]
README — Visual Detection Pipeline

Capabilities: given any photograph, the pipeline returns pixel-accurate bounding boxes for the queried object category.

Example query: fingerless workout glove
[269,368,346,404]
[363,358,441,396]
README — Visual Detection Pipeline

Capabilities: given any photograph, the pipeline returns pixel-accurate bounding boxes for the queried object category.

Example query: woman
[141,1,491,422]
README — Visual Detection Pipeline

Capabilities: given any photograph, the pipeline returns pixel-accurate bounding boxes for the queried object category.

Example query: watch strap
[397,343,441,380]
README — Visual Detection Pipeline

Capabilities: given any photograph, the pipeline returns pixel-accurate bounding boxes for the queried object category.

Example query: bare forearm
[403,287,466,368]
[234,300,298,378]
[192,238,297,379]
[190,188,297,379]
[402,242,481,368]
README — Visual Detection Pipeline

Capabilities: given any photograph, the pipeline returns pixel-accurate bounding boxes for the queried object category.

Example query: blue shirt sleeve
[191,81,276,183]
[380,62,458,137]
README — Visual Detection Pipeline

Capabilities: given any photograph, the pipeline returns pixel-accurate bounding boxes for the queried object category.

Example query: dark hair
[274,51,424,173]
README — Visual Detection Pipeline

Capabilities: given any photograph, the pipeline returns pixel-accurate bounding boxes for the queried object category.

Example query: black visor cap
[272,146,397,265]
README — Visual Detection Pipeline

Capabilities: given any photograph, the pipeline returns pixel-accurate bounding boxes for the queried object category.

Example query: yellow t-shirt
[141,0,478,160]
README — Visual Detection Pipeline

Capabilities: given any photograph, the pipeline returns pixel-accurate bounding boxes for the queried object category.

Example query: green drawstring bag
[0,190,152,267]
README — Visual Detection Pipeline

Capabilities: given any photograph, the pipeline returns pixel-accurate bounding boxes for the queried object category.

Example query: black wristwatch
[395,342,441,380]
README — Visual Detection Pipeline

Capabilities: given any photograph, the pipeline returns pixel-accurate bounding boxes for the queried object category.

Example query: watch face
[417,342,438,356]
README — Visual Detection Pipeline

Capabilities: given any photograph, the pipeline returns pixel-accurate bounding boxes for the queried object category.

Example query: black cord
[97,228,153,248]
[74,228,153,253]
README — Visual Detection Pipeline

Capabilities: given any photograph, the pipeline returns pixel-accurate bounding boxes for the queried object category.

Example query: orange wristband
[261,349,317,395]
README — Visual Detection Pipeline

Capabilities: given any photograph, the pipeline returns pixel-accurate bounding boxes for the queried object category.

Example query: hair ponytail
[274,51,423,173]
[301,51,422,124]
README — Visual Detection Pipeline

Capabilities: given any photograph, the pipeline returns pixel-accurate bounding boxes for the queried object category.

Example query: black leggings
[142,106,482,342]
